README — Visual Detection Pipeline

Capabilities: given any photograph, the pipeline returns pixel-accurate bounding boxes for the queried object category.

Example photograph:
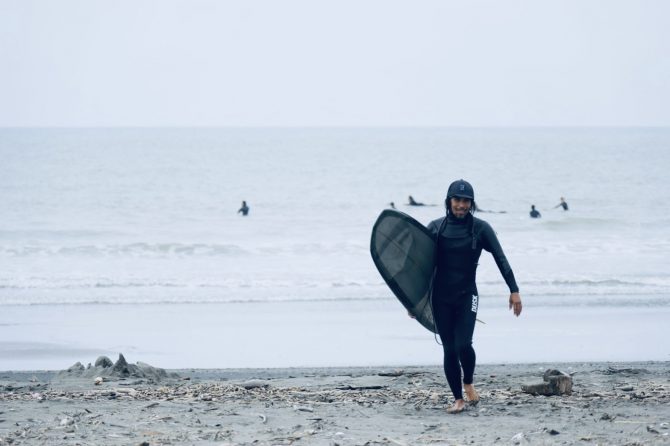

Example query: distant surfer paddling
[427,179,522,414]
[407,195,437,206]
[473,203,506,214]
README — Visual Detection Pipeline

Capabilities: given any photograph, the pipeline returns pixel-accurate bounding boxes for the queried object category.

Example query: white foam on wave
[0,242,250,257]
[1,128,668,310]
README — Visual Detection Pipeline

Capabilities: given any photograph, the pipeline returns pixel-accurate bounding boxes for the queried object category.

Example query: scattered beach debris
[337,385,385,391]
[1,363,668,445]
[239,379,270,390]
[511,432,528,444]
[378,370,428,378]
[647,425,660,434]
[378,370,405,377]
[57,354,179,383]
[521,369,573,396]
[603,366,649,375]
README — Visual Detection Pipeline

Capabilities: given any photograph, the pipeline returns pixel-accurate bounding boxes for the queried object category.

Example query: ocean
[1,127,669,369]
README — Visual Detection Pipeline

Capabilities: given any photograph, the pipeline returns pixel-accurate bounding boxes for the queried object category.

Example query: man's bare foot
[464,384,480,405]
[446,399,466,414]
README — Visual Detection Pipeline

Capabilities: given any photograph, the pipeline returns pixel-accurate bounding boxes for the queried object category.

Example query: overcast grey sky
[2,0,669,127]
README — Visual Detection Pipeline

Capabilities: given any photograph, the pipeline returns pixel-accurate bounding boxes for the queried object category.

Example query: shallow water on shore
[1,128,668,370]
[1,299,668,371]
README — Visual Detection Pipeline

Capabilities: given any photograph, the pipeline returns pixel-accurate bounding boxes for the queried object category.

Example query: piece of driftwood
[521,369,573,396]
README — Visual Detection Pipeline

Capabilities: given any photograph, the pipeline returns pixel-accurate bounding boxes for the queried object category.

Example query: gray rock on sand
[58,354,179,382]
[521,369,573,396]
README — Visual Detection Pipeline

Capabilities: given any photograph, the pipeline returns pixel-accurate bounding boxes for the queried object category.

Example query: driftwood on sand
[521,369,573,396]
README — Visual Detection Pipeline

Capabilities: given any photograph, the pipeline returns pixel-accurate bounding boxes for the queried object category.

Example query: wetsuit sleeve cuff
[503,270,519,294]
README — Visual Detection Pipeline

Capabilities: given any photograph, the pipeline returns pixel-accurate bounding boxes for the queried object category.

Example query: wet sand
[1,361,669,445]
[3,300,669,371]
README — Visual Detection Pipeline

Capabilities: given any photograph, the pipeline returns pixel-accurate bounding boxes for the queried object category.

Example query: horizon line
[1,124,669,130]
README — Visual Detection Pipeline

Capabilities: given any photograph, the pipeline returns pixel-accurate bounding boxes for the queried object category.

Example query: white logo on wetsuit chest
[471,294,478,312]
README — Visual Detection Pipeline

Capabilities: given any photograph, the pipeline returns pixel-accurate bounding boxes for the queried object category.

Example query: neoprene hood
[447,179,475,200]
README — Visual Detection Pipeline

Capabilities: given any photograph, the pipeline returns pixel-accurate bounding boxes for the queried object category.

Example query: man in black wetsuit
[427,179,522,414]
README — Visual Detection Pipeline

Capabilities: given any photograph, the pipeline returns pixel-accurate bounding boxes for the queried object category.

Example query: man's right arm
[426,218,443,236]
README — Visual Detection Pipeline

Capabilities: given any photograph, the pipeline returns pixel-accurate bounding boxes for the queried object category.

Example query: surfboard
[370,209,437,333]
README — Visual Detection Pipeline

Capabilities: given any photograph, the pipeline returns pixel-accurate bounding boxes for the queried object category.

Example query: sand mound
[58,353,179,382]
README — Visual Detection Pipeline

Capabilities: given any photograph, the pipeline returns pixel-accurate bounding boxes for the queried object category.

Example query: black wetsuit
[427,213,519,400]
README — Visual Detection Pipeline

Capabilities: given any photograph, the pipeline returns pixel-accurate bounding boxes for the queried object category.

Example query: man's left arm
[480,223,519,294]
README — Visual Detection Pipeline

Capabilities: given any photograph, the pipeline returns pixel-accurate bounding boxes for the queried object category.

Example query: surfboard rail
[370,209,437,333]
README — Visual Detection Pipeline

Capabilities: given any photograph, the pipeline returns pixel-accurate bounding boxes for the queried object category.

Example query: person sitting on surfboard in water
[408,195,424,206]
[427,179,522,414]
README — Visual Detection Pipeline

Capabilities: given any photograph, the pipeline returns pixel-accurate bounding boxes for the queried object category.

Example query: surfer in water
[473,203,506,214]
[427,179,522,414]
[408,195,424,206]
[238,201,249,216]
[554,197,569,211]
[529,205,541,218]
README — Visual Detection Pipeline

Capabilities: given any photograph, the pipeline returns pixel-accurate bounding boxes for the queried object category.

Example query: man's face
[450,197,471,219]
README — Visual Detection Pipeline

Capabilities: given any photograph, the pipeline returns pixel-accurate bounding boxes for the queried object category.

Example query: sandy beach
[1,359,669,445]
[3,300,669,444]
